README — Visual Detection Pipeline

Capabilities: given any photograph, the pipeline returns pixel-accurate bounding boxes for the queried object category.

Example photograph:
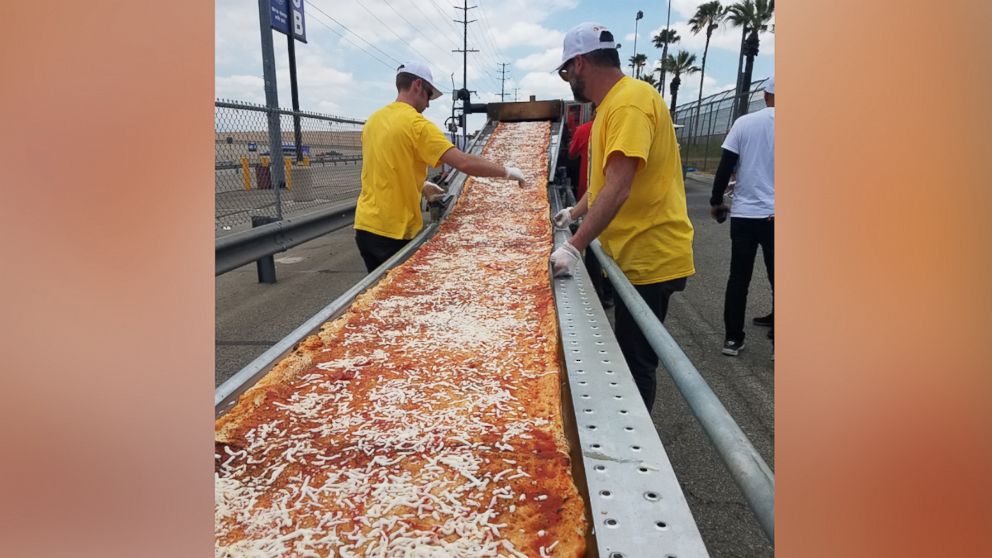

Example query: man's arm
[569,152,638,251]
[552,191,589,229]
[570,192,589,219]
[710,148,739,207]
[439,147,524,183]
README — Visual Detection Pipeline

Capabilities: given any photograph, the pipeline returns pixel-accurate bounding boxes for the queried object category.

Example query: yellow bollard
[241,156,251,191]
[284,156,293,191]
[302,155,311,167]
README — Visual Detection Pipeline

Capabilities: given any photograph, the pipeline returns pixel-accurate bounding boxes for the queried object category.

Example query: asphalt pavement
[214,173,774,557]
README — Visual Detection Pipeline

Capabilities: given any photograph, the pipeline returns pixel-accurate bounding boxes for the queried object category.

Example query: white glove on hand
[504,165,526,185]
[550,242,581,277]
[552,207,574,229]
[422,181,445,203]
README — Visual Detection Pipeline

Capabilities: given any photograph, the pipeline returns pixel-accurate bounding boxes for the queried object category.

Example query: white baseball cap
[554,22,617,72]
[397,61,443,100]
[764,75,775,95]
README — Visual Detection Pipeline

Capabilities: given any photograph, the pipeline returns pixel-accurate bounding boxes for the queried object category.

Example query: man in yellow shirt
[549,24,695,410]
[354,61,526,272]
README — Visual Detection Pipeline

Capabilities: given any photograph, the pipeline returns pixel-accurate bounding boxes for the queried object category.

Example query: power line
[381,0,455,58]
[350,0,435,64]
[475,1,507,63]
[403,0,458,47]
[426,0,459,32]
[307,2,400,69]
[468,26,502,71]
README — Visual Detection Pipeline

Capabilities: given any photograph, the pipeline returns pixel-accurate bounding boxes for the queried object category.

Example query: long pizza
[215,120,588,557]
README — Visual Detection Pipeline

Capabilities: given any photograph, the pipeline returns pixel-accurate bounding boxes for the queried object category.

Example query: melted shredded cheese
[216,121,586,557]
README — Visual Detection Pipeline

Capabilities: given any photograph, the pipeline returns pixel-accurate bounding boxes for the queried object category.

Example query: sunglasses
[558,57,577,82]
[421,82,436,99]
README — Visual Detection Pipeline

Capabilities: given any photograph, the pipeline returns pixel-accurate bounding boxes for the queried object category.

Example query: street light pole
[632,10,643,77]
[660,0,672,97]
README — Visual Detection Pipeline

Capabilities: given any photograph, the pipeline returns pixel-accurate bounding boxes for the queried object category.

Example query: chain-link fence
[673,78,769,173]
[215,100,365,235]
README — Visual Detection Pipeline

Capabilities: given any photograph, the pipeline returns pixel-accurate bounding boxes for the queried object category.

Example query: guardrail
[215,201,357,276]
[549,182,775,542]
[588,238,775,541]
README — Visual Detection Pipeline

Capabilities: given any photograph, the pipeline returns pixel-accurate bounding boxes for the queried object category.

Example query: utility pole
[452,0,478,147]
[498,62,510,102]
[513,88,520,102]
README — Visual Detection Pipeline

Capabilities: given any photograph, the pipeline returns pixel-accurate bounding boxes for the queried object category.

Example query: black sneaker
[722,339,745,356]
[753,313,774,327]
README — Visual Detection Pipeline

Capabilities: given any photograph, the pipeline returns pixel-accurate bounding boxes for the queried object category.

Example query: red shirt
[568,121,593,199]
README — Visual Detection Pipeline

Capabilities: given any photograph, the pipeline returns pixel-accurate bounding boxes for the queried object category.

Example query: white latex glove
[422,181,445,203]
[552,207,574,229]
[503,165,526,185]
[550,242,581,277]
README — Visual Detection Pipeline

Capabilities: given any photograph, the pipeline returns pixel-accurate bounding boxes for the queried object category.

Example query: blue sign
[270,0,307,43]
[247,142,258,152]
[282,143,310,156]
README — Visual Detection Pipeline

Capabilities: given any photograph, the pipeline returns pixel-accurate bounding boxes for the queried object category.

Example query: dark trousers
[355,229,409,273]
[724,217,775,342]
[584,249,613,304]
[613,277,688,410]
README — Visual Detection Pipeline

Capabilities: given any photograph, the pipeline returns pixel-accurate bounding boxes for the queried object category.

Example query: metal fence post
[702,99,719,172]
[257,0,285,222]
[251,215,279,283]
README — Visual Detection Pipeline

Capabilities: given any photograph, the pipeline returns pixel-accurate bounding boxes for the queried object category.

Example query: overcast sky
[216,0,774,132]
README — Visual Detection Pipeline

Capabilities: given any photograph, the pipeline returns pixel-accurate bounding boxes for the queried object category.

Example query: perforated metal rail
[550,185,709,558]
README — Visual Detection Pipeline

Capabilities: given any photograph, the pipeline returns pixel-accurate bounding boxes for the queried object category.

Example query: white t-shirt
[723,107,775,218]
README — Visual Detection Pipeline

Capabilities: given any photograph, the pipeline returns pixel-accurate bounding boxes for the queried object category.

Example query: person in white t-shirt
[710,76,775,356]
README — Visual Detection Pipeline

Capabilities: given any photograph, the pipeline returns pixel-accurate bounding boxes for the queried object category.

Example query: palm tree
[727,0,774,117]
[639,73,659,88]
[663,50,700,119]
[628,53,648,78]
[652,28,680,96]
[688,1,727,135]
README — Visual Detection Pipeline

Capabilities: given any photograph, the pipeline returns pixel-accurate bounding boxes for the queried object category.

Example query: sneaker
[722,339,745,356]
[753,313,774,327]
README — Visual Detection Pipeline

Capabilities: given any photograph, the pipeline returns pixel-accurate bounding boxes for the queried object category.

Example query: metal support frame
[216,202,357,276]
[587,240,775,542]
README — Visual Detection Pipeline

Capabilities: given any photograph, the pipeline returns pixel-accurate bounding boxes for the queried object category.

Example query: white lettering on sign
[293,11,304,36]
[292,0,302,8]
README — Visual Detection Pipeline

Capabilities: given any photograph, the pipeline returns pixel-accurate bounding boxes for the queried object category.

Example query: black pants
[355,229,410,273]
[613,276,688,410]
[584,249,613,304]
[724,217,775,342]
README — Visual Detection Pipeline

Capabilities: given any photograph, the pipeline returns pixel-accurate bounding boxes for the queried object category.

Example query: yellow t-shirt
[355,102,455,240]
[588,76,695,285]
